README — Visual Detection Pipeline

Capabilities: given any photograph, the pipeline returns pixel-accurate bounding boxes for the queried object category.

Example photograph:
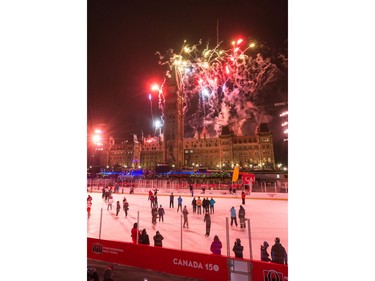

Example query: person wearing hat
[103,265,114,281]
[153,230,164,247]
[271,237,288,265]
[232,238,244,258]
[260,241,272,262]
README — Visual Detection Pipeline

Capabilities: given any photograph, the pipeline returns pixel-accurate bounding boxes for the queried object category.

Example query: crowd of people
[87,187,287,266]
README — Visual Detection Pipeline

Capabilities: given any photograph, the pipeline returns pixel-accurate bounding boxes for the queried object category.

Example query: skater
[131,223,141,244]
[150,195,155,208]
[87,199,92,218]
[148,189,153,201]
[115,201,121,216]
[191,197,197,213]
[230,206,238,227]
[101,186,105,199]
[153,230,164,247]
[210,235,222,255]
[209,197,215,214]
[182,205,189,228]
[196,197,202,214]
[123,199,129,217]
[238,205,246,228]
[158,205,165,222]
[241,191,246,204]
[203,197,209,213]
[261,241,272,262]
[233,238,244,258]
[107,195,113,210]
[204,211,211,237]
[271,237,288,265]
[151,205,158,225]
[169,192,174,208]
[189,184,194,196]
[87,194,92,202]
[177,195,183,212]
[139,229,150,245]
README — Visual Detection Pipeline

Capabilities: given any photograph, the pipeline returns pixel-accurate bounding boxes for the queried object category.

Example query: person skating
[196,197,202,214]
[271,237,288,265]
[87,199,92,218]
[241,191,246,205]
[233,238,244,258]
[230,206,238,227]
[177,195,183,212]
[204,211,211,237]
[210,235,222,255]
[209,197,215,214]
[158,205,165,222]
[139,229,150,245]
[115,201,121,216]
[151,205,158,225]
[191,197,197,213]
[169,192,174,208]
[153,230,164,247]
[182,205,189,228]
[123,199,129,217]
[238,205,246,228]
[261,241,272,262]
[107,195,113,210]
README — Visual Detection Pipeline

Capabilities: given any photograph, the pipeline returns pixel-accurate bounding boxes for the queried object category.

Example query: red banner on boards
[242,173,255,185]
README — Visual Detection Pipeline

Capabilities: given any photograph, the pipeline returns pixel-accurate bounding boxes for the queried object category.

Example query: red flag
[242,173,255,185]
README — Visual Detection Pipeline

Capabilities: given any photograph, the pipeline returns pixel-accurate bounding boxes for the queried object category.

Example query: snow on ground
[87,189,288,261]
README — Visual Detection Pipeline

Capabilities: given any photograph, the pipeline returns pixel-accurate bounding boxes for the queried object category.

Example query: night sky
[88,0,288,163]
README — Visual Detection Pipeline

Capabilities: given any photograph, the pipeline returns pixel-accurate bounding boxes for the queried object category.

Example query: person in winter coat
[87,200,92,218]
[151,205,158,225]
[139,229,150,245]
[107,195,113,210]
[241,191,246,204]
[87,195,92,202]
[191,197,197,213]
[153,230,164,247]
[233,238,244,258]
[115,201,121,216]
[123,199,129,217]
[209,197,216,214]
[230,206,238,227]
[158,205,165,222]
[210,235,222,255]
[261,241,272,262]
[87,266,99,281]
[131,223,141,244]
[169,192,174,208]
[271,237,288,265]
[177,196,183,212]
[196,197,202,214]
[238,205,246,228]
[103,265,114,281]
[182,205,189,228]
[204,211,211,237]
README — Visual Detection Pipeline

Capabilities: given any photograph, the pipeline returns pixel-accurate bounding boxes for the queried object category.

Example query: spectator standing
[230,206,238,227]
[238,205,246,228]
[158,205,165,222]
[209,197,216,214]
[139,229,150,245]
[177,196,183,212]
[271,237,288,265]
[115,201,121,216]
[153,230,164,247]
[232,238,244,258]
[210,235,222,255]
[87,266,99,281]
[182,205,189,228]
[169,192,174,208]
[103,265,114,281]
[204,211,211,237]
[196,197,202,214]
[191,197,197,213]
[131,223,141,244]
[261,241,272,262]
[241,191,246,205]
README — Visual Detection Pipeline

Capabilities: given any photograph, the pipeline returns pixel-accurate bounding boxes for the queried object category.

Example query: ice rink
[87,190,288,261]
